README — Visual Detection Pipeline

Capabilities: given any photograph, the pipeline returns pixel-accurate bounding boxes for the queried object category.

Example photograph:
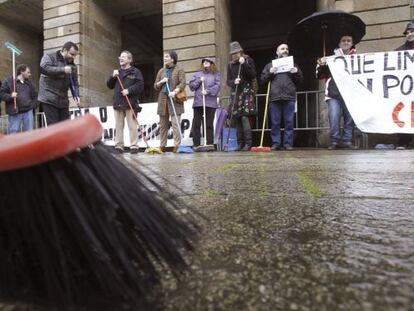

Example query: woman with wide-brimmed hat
[189,57,221,151]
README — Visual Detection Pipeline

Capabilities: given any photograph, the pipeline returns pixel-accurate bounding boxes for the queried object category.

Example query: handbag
[175,89,187,104]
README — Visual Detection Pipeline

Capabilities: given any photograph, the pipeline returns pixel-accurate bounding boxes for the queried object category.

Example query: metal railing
[220,90,369,149]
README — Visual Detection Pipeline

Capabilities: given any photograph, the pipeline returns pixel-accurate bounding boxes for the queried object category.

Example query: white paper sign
[272,56,294,73]
[327,50,414,133]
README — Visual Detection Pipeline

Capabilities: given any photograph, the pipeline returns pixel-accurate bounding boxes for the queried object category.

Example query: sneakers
[284,145,293,151]
[396,146,406,150]
[328,144,337,150]
[271,144,282,151]
[130,148,139,154]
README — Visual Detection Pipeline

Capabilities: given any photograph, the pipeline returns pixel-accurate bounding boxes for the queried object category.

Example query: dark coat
[395,41,414,51]
[38,50,78,108]
[316,63,342,101]
[226,55,256,92]
[189,70,221,109]
[154,65,186,116]
[0,76,38,115]
[106,67,144,111]
[260,61,303,102]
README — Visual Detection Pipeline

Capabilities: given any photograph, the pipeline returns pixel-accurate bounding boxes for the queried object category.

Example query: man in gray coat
[38,41,79,125]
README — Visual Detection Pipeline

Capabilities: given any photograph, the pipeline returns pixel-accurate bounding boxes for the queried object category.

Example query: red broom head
[250,146,272,152]
[0,115,102,172]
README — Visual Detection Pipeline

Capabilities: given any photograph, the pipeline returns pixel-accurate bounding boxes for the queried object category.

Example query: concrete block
[355,6,410,25]
[354,0,409,12]
[44,13,80,30]
[44,0,80,10]
[357,37,405,52]
[334,0,354,12]
[164,7,215,27]
[164,20,215,38]
[381,21,409,38]
[164,32,215,50]
[164,0,214,15]
[172,45,216,61]
[44,23,80,40]
[43,33,80,50]
[44,2,81,20]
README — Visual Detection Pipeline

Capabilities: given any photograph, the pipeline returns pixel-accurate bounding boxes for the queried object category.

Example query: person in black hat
[226,41,257,151]
[394,20,414,150]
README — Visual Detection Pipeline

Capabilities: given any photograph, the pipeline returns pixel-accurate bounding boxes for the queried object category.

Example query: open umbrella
[288,10,366,57]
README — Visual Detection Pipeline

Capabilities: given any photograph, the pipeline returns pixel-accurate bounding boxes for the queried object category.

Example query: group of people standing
[1,19,413,150]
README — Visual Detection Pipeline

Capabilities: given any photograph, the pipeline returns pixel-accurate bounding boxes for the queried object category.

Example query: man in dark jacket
[261,44,303,150]
[394,20,414,149]
[107,51,144,154]
[0,64,38,133]
[38,41,79,125]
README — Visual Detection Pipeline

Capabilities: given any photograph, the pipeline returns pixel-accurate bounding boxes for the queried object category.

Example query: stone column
[162,0,231,95]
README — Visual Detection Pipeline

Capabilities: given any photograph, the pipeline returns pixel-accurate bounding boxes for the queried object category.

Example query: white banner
[327,50,414,133]
[70,100,195,147]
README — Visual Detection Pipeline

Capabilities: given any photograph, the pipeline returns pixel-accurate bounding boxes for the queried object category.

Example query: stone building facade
[0,0,413,144]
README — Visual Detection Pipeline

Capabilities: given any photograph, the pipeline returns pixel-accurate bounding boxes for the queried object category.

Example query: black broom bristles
[0,143,199,309]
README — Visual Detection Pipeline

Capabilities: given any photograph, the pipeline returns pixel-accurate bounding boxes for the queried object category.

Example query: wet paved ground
[128,149,414,311]
[2,149,414,310]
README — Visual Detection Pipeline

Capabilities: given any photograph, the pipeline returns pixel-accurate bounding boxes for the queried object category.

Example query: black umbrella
[288,10,366,57]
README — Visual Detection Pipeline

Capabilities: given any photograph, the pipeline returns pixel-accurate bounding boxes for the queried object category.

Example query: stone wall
[334,0,412,52]
[81,0,121,107]
[163,0,217,94]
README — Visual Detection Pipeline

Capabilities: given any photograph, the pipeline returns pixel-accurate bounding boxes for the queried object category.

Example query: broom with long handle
[0,115,198,309]
[251,82,272,152]
[165,81,193,153]
[225,62,242,151]
[116,75,162,154]
[196,79,215,152]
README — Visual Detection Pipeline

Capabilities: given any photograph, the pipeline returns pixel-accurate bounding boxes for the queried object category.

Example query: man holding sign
[260,44,303,150]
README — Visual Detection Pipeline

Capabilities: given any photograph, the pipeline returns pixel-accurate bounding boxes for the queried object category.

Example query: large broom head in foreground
[0,115,199,309]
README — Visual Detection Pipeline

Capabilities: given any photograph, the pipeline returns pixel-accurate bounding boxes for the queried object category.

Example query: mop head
[178,145,194,153]
[0,115,199,309]
[144,147,163,154]
[251,146,272,152]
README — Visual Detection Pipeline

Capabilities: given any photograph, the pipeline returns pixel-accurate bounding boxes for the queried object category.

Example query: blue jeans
[327,98,354,145]
[8,110,34,134]
[269,100,295,147]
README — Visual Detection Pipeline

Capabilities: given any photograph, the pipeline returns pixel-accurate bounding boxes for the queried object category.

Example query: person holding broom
[0,64,38,133]
[260,43,303,151]
[227,41,257,151]
[154,50,186,153]
[107,50,144,154]
[38,41,79,125]
[189,57,221,151]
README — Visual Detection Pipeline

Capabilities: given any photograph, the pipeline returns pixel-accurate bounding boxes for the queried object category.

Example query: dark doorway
[230,0,317,146]
[122,13,163,103]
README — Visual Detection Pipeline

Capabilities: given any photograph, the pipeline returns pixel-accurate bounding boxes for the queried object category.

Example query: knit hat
[167,50,178,64]
[201,56,216,64]
[229,41,243,54]
[403,20,414,35]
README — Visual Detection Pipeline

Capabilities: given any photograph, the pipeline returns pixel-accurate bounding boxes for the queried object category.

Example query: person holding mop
[189,57,221,152]
[154,50,186,153]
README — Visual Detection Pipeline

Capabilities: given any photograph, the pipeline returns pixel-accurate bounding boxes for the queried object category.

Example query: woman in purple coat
[189,57,221,150]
